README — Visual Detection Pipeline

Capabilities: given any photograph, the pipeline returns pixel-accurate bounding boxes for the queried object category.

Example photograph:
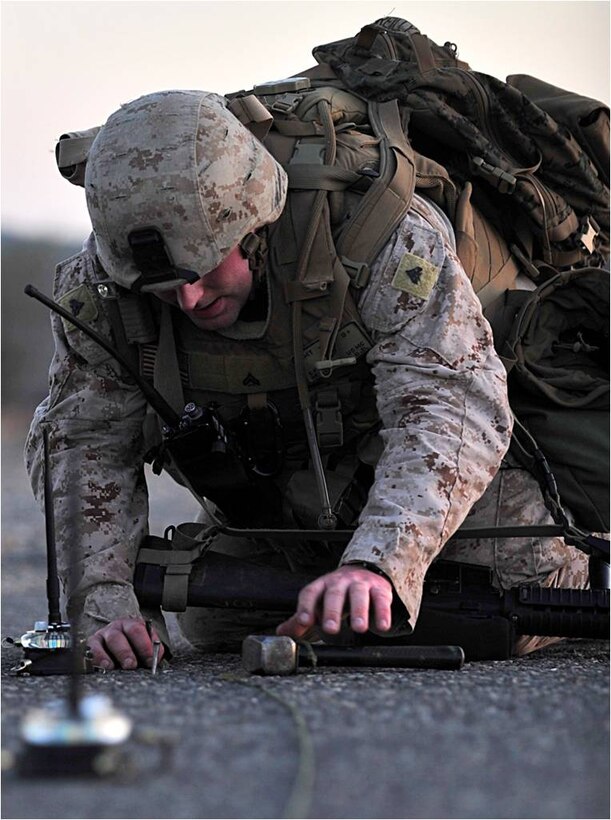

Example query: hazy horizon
[2,0,609,241]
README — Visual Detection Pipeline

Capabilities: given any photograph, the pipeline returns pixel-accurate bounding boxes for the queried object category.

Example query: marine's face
[157,245,253,330]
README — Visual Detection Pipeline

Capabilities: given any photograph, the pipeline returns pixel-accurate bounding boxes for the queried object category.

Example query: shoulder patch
[58,284,98,328]
[391,253,439,301]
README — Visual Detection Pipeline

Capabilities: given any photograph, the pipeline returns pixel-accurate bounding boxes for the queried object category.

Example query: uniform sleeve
[24,242,150,637]
[340,194,513,630]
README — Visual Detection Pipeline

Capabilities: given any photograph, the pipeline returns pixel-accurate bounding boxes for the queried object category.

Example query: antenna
[43,427,63,625]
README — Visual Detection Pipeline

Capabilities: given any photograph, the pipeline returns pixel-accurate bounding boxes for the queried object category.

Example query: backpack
[310,17,609,268]
[488,267,609,532]
[54,17,610,534]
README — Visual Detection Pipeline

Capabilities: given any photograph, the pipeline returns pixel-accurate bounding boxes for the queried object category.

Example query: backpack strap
[335,99,416,267]
[136,524,217,612]
[153,302,186,415]
[227,94,273,142]
[86,263,145,374]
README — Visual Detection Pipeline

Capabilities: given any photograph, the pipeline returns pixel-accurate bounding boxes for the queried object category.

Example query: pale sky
[2,0,609,240]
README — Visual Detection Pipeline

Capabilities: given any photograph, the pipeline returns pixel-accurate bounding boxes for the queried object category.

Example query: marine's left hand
[276,565,393,640]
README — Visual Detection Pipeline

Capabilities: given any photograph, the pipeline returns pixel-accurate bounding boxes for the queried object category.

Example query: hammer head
[242,635,298,675]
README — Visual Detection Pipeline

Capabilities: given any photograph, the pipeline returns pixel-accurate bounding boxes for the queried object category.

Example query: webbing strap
[336,100,416,266]
[411,33,437,74]
[116,293,157,344]
[137,526,217,611]
[289,99,342,528]
[274,120,323,137]
[137,546,205,565]
[154,302,185,415]
[87,265,143,373]
[227,94,273,142]
[284,281,332,303]
[159,565,191,612]
[477,253,522,310]
[286,164,360,190]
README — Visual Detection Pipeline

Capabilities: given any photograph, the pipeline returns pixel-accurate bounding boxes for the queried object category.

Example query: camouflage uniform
[25,192,587,652]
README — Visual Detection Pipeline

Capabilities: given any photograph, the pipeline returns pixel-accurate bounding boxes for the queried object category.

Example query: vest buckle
[341,257,370,289]
[315,388,344,449]
[471,156,517,195]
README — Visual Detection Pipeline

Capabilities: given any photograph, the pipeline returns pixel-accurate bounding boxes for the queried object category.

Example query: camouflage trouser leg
[440,465,590,656]
[176,526,294,652]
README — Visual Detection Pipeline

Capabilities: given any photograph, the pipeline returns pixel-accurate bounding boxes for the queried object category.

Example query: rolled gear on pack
[491,267,610,533]
[310,17,609,267]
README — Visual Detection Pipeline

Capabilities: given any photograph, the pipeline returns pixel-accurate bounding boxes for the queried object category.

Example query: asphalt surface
[2,421,609,819]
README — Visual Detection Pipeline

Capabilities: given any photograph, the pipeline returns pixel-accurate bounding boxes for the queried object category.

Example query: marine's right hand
[87,618,165,671]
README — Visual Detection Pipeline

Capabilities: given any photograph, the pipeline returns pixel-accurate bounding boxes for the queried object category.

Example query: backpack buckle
[289,139,326,165]
[341,257,370,288]
[315,389,344,449]
[471,157,517,194]
[270,93,304,115]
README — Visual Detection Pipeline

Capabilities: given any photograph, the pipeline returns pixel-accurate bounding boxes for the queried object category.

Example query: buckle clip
[289,140,326,165]
[315,389,344,449]
[341,257,370,289]
[270,93,304,115]
[471,156,517,194]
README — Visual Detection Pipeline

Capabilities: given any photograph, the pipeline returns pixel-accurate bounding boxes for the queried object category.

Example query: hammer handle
[298,644,464,670]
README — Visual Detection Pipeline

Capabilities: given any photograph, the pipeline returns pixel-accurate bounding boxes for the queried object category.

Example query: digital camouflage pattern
[441,458,590,590]
[85,91,287,291]
[338,195,515,626]
[26,194,589,645]
[26,236,150,638]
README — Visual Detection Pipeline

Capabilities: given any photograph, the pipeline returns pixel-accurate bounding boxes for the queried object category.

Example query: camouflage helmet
[85,90,287,292]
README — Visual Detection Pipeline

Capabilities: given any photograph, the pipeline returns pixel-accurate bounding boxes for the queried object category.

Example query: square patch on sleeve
[58,283,99,328]
[391,253,439,301]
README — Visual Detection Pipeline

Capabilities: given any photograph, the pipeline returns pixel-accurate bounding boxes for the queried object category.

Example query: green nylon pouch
[499,268,610,532]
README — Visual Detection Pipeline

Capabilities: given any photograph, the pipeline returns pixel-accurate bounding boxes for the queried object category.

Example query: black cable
[25,285,180,427]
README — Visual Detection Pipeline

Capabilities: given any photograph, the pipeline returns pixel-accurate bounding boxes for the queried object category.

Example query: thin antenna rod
[67,474,82,718]
[43,427,62,625]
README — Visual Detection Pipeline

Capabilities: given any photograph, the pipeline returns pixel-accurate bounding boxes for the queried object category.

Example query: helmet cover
[85,90,287,291]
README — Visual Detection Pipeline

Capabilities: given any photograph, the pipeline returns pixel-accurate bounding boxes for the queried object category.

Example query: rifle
[134,527,609,661]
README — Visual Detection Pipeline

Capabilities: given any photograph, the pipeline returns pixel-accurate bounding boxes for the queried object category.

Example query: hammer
[242,635,465,675]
